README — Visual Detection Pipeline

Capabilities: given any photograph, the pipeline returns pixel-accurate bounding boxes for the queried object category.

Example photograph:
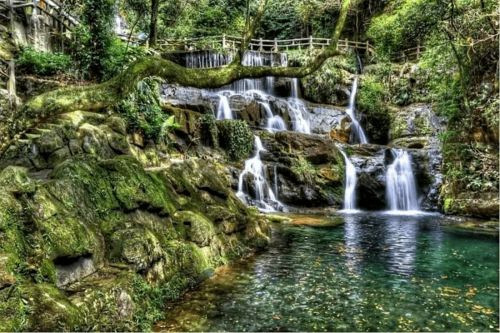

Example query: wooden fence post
[259,38,263,51]
[222,34,226,49]
[416,42,420,59]
[309,35,313,50]
[274,38,278,52]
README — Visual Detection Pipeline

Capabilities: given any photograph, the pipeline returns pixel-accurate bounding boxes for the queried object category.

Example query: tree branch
[1,0,353,155]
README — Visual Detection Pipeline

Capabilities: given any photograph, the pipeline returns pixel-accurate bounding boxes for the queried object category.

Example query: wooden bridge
[157,35,376,56]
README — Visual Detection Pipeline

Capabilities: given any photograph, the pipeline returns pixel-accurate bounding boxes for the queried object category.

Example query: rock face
[254,131,345,208]
[0,110,270,332]
[162,84,352,139]
[347,144,437,211]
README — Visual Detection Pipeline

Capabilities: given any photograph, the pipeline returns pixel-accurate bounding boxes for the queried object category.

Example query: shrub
[116,77,179,142]
[101,40,146,81]
[216,120,253,161]
[357,75,390,144]
[17,47,71,76]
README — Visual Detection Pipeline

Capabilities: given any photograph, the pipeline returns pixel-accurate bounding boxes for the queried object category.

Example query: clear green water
[155,213,499,332]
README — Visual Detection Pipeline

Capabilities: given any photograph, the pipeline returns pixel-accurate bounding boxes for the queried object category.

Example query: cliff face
[0,110,270,331]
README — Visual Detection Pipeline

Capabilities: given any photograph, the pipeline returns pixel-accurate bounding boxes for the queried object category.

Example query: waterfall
[286,98,311,134]
[186,51,234,69]
[386,149,419,212]
[237,136,285,212]
[261,102,286,132]
[291,78,299,98]
[114,14,124,35]
[339,149,358,212]
[216,93,233,120]
[346,77,368,144]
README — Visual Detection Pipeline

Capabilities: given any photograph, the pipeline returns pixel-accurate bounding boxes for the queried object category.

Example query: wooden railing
[391,44,425,63]
[157,35,375,56]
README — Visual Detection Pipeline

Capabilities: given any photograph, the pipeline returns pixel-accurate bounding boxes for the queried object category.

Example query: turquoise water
[155,213,499,332]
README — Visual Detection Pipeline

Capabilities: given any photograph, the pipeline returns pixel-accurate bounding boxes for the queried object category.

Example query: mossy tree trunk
[1,0,354,155]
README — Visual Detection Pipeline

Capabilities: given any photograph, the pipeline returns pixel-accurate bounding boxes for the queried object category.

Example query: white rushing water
[346,77,368,144]
[261,102,286,132]
[216,93,233,120]
[286,98,311,134]
[339,149,358,212]
[386,149,419,212]
[176,50,315,211]
[237,136,285,212]
[291,78,299,98]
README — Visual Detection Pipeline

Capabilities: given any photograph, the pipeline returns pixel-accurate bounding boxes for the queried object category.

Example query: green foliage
[101,40,146,81]
[117,77,179,142]
[154,0,246,38]
[302,53,358,104]
[367,0,441,57]
[357,75,390,143]
[17,47,71,76]
[216,120,253,161]
[291,156,316,184]
[73,0,115,80]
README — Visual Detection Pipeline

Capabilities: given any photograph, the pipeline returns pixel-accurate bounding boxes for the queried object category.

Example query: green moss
[101,156,177,214]
[173,211,217,247]
[0,166,36,194]
[0,284,30,331]
[302,55,356,104]
[20,283,83,331]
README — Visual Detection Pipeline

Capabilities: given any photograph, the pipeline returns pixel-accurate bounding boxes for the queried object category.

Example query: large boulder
[237,131,346,208]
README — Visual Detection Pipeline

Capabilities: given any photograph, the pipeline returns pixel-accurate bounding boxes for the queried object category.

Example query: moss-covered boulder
[0,106,271,331]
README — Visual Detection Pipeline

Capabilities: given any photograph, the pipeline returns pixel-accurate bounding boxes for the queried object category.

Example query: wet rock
[247,131,345,208]
[161,84,214,114]
[442,191,499,218]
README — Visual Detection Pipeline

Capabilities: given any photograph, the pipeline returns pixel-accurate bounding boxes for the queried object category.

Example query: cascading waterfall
[286,98,311,134]
[339,149,358,212]
[346,77,368,144]
[186,51,234,69]
[176,49,314,210]
[261,102,286,132]
[216,93,233,120]
[237,136,285,212]
[386,149,419,212]
[291,78,299,98]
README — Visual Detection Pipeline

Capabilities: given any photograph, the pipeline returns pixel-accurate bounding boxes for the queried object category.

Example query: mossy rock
[111,228,164,271]
[101,156,177,214]
[173,211,217,247]
[0,166,36,194]
[20,283,83,331]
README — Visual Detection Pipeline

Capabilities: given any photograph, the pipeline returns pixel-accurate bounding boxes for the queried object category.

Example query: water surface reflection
[155,213,499,332]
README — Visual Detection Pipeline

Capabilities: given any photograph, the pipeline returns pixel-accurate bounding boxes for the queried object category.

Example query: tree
[1,0,355,155]
[80,0,115,80]
[149,0,160,46]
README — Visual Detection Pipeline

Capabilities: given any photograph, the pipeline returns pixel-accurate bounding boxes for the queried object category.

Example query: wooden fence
[157,34,376,56]
[391,44,425,62]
